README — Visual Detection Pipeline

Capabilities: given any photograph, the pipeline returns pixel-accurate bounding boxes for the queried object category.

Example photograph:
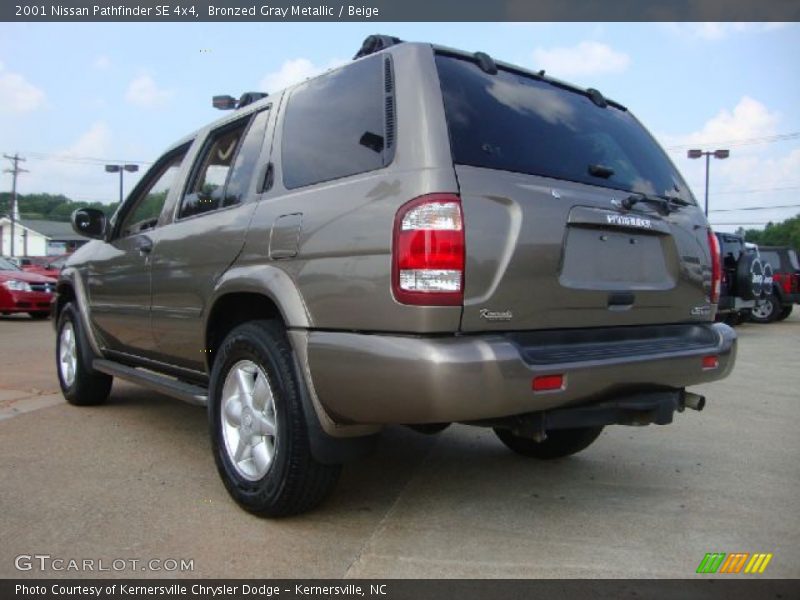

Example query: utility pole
[3,153,28,258]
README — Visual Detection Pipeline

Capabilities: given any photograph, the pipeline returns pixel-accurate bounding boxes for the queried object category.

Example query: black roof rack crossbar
[212,92,268,111]
[237,92,268,108]
[353,35,404,60]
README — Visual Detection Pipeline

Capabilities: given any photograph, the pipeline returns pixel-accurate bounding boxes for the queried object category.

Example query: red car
[0,256,57,319]
[20,254,68,279]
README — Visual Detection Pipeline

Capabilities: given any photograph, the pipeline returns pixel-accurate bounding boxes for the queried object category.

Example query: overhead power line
[665,131,800,151]
[709,222,776,226]
[710,203,800,213]
[2,150,153,167]
[713,185,800,196]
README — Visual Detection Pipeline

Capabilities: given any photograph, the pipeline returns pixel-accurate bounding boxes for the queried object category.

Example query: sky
[0,21,798,232]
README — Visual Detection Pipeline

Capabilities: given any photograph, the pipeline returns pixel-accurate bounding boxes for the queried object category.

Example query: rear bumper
[305,322,736,425]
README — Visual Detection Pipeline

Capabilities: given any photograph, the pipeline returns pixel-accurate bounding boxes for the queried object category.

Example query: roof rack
[353,34,403,60]
[212,92,268,111]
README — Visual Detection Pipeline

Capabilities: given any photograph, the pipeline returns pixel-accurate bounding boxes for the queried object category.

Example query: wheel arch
[205,291,286,372]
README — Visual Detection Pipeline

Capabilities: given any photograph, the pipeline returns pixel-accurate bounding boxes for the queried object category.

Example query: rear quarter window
[281,55,390,189]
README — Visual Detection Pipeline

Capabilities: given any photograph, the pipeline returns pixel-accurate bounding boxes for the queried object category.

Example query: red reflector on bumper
[702,355,719,370]
[532,374,564,392]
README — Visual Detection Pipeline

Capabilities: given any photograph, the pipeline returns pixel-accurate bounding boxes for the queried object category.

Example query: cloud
[21,122,142,203]
[663,22,790,41]
[660,97,780,151]
[63,121,113,158]
[93,55,111,70]
[657,98,798,230]
[125,74,173,108]
[259,57,346,92]
[532,42,630,78]
[0,61,46,113]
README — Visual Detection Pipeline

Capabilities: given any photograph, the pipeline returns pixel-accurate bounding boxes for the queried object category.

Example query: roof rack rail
[237,92,268,108]
[212,92,268,111]
[353,34,403,60]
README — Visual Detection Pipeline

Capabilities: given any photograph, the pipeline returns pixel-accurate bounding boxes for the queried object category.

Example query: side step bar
[93,359,208,406]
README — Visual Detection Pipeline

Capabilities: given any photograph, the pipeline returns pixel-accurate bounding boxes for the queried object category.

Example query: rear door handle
[135,235,153,255]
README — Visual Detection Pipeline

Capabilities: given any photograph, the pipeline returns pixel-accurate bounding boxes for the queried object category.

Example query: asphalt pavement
[1,312,798,578]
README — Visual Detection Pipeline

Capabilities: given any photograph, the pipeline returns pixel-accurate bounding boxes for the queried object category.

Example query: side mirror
[71,208,107,240]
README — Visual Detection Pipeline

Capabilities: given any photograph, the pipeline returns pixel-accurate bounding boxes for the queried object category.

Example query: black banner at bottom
[2,579,799,600]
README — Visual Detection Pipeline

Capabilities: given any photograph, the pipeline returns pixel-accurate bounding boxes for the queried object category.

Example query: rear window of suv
[435,54,694,203]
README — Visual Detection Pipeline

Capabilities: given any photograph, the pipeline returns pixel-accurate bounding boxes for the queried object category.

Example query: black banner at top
[3,0,800,22]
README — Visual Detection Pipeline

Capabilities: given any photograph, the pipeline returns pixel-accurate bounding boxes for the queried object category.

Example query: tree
[744,214,800,249]
[0,193,118,222]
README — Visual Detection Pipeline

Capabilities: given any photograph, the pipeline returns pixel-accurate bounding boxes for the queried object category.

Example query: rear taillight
[392,194,464,306]
[707,229,721,304]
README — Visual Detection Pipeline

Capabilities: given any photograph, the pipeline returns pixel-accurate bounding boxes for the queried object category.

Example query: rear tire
[723,312,742,327]
[494,426,603,459]
[56,303,112,406]
[209,320,341,517]
[750,294,781,323]
[776,305,793,321]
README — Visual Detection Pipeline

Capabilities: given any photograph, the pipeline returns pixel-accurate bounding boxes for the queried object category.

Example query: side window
[282,54,388,189]
[119,147,188,237]
[221,109,270,207]
[179,117,251,219]
[760,251,780,270]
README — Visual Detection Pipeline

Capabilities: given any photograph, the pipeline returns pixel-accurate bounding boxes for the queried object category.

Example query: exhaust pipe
[683,391,706,412]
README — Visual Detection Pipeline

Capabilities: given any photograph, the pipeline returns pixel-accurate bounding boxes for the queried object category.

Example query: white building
[0,217,88,257]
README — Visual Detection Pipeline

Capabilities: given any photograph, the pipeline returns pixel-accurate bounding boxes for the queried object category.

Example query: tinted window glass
[759,250,780,270]
[435,55,694,202]
[788,249,799,271]
[121,148,187,237]
[179,118,250,219]
[717,235,744,268]
[224,109,270,206]
[282,55,386,189]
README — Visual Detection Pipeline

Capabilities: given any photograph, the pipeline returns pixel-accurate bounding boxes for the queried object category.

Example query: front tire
[209,320,341,517]
[776,305,793,321]
[56,303,112,406]
[494,426,603,459]
[29,311,50,320]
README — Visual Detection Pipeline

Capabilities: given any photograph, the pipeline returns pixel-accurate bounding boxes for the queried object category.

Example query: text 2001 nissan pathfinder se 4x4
[55,35,736,516]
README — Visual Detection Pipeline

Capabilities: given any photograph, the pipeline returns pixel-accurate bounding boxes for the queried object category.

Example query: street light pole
[688,149,730,217]
[105,164,140,205]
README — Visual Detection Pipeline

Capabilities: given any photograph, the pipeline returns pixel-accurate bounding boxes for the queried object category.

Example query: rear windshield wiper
[622,193,692,215]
